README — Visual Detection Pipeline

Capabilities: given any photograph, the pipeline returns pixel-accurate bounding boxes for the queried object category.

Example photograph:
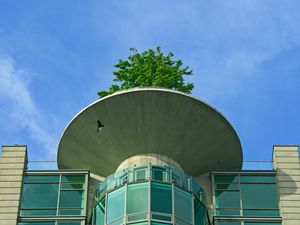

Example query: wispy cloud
[0,54,57,159]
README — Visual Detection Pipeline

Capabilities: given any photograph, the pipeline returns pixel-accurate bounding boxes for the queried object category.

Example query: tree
[98,47,194,98]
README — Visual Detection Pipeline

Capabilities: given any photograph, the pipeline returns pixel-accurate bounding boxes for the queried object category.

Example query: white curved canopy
[58,88,243,177]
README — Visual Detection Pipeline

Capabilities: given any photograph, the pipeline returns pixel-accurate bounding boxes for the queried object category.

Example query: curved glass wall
[93,166,210,225]
[94,165,206,204]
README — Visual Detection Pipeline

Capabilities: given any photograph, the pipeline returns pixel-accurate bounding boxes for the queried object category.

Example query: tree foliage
[98,47,194,98]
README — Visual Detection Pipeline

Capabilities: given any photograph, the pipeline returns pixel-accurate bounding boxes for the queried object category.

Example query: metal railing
[94,165,204,202]
[26,160,274,171]
[242,160,273,170]
[27,160,58,170]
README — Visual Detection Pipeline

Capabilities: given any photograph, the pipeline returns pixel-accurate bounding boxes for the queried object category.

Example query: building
[0,88,299,225]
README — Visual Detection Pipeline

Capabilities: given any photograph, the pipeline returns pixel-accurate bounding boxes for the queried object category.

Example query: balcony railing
[26,160,275,171]
[94,165,205,204]
[242,160,273,170]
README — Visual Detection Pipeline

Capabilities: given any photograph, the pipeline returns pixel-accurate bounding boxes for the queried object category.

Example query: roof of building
[57,88,243,177]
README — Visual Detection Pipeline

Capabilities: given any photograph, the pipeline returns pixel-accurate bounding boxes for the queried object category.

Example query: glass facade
[213,171,281,225]
[18,221,84,225]
[93,166,210,225]
[215,221,282,225]
[18,171,88,225]
[17,167,283,225]
[95,165,203,199]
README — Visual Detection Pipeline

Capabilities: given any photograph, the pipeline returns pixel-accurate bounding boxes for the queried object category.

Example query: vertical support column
[0,145,27,225]
[195,173,213,218]
[273,145,300,225]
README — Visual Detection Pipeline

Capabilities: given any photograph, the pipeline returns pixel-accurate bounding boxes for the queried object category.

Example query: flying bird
[97,120,104,132]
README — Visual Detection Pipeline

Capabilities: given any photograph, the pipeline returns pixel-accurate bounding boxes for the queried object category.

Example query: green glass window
[20,209,57,216]
[241,183,279,210]
[57,222,82,225]
[24,175,59,183]
[215,183,239,190]
[21,183,59,208]
[243,209,280,217]
[61,183,84,189]
[215,209,241,216]
[215,175,239,183]
[135,168,147,181]
[127,183,149,221]
[213,173,280,218]
[152,167,165,181]
[59,190,84,208]
[244,223,281,225]
[215,191,240,208]
[152,222,169,225]
[20,173,87,218]
[240,176,276,183]
[151,182,172,214]
[194,199,206,225]
[174,186,193,224]
[18,221,83,225]
[215,222,241,225]
[131,222,149,225]
[18,222,56,225]
[61,175,85,182]
[106,186,125,224]
[59,209,82,215]
[94,198,105,225]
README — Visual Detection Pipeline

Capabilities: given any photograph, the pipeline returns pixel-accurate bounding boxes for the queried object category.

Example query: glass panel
[151,182,172,214]
[61,183,84,189]
[194,199,206,225]
[127,213,148,221]
[175,217,191,225]
[216,209,241,216]
[215,222,241,225]
[192,180,200,193]
[135,169,147,181]
[152,214,172,221]
[152,222,169,225]
[152,167,165,181]
[107,217,123,225]
[18,223,56,225]
[241,184,279,209]
[59,190,84,208]
[215,191,240,208]
[214,175,239,183]
[58,222,82,225]
[23,175,59,183]
[21,183,59,209]
[127,183,149,214]
[174,186,193,223]
[215,183,239,190]
[243,209,280,217]
[20,209,57,216]
[244,223,281,225]
[61,175,85,182]
[240,176,276,183]
[59,209,82,215]
[106,186,125,223]
[132,222,149,225]
[94,200,105,225]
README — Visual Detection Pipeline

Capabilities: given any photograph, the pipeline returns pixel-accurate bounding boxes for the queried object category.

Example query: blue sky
[0,1,299,165]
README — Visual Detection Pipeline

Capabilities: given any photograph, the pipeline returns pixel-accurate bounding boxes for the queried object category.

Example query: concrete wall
[195,172,213,219]
[273,145,300,225]
[0,145,27,225]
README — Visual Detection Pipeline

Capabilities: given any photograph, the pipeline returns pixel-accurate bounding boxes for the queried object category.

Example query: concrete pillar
[0,145,27,225]
[116,154,184,173]
[273,145,300,225]
[195,172,213,219]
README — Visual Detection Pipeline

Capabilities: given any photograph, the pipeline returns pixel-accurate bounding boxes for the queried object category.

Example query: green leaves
[98,47,194,98]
